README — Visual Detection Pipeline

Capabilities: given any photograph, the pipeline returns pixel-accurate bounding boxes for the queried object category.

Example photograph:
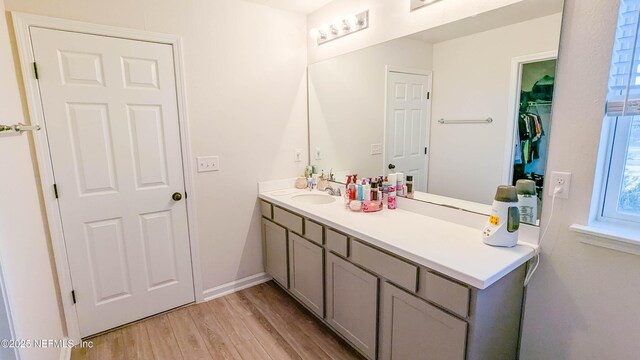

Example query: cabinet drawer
[326,228,348,257]
[304,219,324,245]
[418,270,470,318]
[350,241,418,292]
[260,200,272,219]
[273,206,303,234]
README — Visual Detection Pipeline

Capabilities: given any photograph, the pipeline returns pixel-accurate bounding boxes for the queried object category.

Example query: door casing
[11,12,203,342]
[503,51,559,184]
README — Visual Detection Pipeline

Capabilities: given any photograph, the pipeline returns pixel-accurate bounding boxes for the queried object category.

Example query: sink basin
[291,193,336,205]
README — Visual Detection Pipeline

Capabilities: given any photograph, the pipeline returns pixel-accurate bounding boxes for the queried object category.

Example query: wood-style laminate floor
[71,281,364,360]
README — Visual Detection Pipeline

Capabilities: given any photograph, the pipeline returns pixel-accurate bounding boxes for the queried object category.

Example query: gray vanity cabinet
[260,200,528,360]
[288,232,324,317]
[326,252,378,360]
[380,282,467,360]
[262,218,288,288]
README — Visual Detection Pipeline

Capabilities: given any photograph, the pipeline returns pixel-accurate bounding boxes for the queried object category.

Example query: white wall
[521,0,640,358]
[307,0,522,63]
[308,37,432,178]
[428,14,562,204]
[0,1,66,359]
[3,0,308,298]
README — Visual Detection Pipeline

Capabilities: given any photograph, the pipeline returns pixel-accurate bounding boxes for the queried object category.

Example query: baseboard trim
[60,339,71,360]
[201,272,271,302]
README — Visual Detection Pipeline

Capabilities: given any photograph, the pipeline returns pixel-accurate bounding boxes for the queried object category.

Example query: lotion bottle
[364,181,371,201]
[347,175,356,201]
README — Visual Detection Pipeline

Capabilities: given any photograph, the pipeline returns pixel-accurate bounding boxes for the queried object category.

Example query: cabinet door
[380,282,467,360]
[326,253,378,360]
[289,233,324,317]
[262,218,288,288]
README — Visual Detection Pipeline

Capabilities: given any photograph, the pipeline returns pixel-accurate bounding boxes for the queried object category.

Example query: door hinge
[33,62,39,80]
[426,91,430,100]
[53,184,59,199]
[71,290,77,304]
[424,147,428,155]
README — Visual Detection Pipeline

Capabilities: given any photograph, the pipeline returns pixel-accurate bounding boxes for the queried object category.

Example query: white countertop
[259,187,535,289]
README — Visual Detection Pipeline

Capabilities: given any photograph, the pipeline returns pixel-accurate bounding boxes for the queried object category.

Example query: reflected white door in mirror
[385,67,431,192]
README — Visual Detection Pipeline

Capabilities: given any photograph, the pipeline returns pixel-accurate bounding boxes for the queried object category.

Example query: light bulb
[345,15,358,29]
[341,19,351,31]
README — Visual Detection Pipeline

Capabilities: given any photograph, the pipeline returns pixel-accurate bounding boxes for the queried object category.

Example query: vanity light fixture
[411,0,443,11]
[309,10,369,45]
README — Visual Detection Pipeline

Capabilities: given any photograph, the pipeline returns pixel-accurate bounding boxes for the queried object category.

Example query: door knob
[172,192,183,201]
[388,163,396,170]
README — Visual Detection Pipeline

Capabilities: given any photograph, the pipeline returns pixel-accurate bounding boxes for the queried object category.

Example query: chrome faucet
[324,184,342,196]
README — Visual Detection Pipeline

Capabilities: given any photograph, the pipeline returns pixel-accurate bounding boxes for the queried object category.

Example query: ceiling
[244,0,334,14]
[408,0,564,43]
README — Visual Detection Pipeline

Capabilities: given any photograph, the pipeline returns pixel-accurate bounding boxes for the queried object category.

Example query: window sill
[570,222,640,256]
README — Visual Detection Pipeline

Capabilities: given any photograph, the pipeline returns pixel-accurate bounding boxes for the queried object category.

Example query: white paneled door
[385,71,431,192]
[30,28,194,337]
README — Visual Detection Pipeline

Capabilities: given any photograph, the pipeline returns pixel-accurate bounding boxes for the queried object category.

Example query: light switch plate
[197,156,220,172]
[370,143,382,155]
[294,149,303,162]
[315,147,322,160]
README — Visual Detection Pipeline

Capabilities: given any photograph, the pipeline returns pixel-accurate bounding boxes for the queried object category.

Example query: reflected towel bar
[0,123,41,134]
[438,117,493,124]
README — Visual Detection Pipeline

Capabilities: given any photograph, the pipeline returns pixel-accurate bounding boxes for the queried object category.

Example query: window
[601,0,640,223]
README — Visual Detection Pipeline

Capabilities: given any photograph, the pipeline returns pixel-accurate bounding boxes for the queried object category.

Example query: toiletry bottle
[364,181,371,202]
[357,181,363,201]
[406,175,414,199]
[396,172,404,197]
[374,179,382,206]
[347,175,356,201]
[371,181,378,201]
[382,176,389,203]
[387,173,397,209]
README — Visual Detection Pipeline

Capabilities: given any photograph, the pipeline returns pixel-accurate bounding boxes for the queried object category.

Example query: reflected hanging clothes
[517,112,544,165]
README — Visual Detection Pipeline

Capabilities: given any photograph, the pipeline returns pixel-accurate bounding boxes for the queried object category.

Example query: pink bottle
[387,173,397,210]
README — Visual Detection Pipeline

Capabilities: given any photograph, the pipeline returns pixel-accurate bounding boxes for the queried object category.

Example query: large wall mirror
[308,0,564,225]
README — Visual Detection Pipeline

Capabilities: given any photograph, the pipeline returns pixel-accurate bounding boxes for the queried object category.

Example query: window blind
[607,0,640,115]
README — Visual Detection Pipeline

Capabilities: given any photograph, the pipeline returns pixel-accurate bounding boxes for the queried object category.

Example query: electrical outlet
[549,171,571,198]
[197,156,220,172]
[315,147,322,160]
[294,149,303,162]
[370,143,382,155]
